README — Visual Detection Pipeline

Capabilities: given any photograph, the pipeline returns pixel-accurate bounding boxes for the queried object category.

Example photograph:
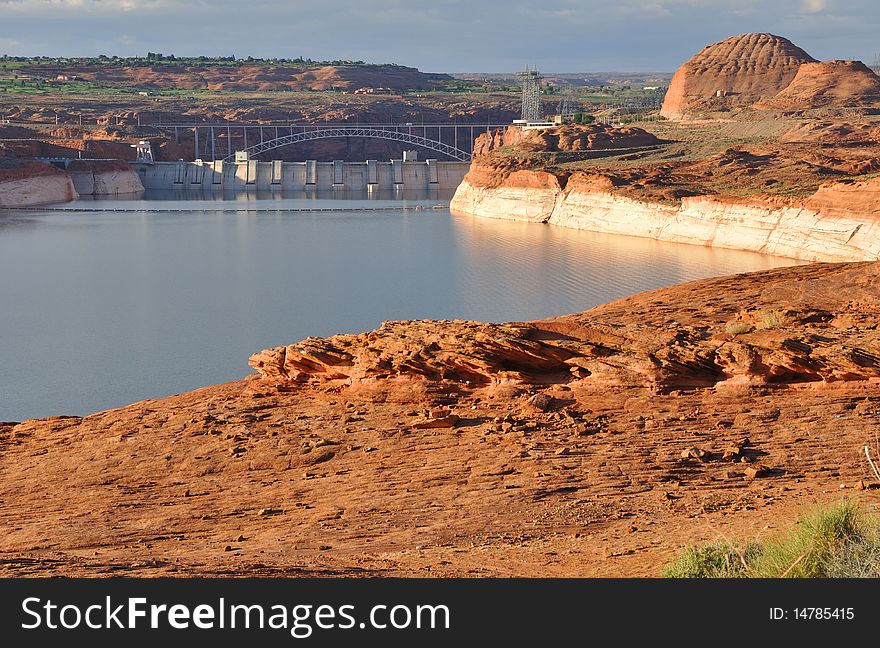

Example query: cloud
[1,0,880,72]
[0,0,173,11]
[800,0,826,12]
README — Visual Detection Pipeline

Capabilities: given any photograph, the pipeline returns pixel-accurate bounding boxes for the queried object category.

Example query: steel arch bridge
[222,125,473,161]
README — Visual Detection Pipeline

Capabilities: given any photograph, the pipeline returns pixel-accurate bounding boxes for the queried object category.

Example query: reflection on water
[447,214,798,320]
[135,187,454,203]
[0,194,799,421]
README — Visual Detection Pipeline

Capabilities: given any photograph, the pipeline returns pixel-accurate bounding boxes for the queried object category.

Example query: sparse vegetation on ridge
[664,500,880,578]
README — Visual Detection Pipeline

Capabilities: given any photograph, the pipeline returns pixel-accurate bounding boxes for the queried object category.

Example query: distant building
[513,118,556,130]
[132,140,154,164]
[353,87,392,95]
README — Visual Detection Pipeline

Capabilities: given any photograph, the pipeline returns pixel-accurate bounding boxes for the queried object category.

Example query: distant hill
[18,62,452,92]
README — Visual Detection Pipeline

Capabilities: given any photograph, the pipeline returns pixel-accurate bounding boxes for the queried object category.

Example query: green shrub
[664,500,880,578]
[662,541,761,578]
[752,500,867,577]
[570,112,595,125]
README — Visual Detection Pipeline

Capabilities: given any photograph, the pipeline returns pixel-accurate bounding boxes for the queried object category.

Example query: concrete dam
[133,159,471,192]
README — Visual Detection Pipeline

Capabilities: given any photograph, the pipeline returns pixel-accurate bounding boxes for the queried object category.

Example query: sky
[1,0,880,73]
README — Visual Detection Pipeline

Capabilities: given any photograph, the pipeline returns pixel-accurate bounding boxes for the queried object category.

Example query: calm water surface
[0,190,800,421]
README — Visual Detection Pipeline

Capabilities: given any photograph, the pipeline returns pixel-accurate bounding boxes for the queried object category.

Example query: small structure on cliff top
[132,140,154,164]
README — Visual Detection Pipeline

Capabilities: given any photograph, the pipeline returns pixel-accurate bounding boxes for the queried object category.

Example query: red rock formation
[661,33,816,119]
[451,146,880,261]
[755,60,880,110]
[249,320,576,386]
[472,124,662,157]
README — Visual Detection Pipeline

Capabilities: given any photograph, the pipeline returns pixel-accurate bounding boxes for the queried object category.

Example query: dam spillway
[132,159,471,192]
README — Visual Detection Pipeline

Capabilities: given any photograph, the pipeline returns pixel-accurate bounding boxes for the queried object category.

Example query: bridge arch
[223,126,473,162]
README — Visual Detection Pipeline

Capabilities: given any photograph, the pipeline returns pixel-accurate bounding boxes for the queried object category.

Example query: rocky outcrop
[249,262,880,390]
[473,123,662,156]
[452,118,880,263]
[661,33,815,119]
[0,157,142,206]
[450,124,666,223]
[67,159,144,196]
[0,159,78,207]
[249,320,577,386]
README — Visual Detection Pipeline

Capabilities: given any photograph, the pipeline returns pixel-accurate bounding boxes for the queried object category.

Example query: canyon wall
[67,159,144,197]
[0,159,143,207]
[0,160,78,207]
[451,168,880,263]
[448,170,564,222]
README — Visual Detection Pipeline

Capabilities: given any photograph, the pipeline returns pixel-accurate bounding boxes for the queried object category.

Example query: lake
[0,190,799,421]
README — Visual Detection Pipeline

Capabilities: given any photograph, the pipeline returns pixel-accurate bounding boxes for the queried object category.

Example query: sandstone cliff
[0,159,78,207]
[451,120,880,262]
[452,165,880,262]
[0,157,143,206]
[67,159,144,197]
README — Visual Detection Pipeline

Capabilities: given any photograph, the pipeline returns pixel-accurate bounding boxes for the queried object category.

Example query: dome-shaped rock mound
[660,33,816,119]
[754,60,880,110]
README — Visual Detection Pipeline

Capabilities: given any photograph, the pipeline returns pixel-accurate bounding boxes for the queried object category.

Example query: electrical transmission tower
[517,66,543,122]
[557,84,576,117]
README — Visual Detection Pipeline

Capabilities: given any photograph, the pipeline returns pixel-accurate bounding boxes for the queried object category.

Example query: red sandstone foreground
[2,262,880,577]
